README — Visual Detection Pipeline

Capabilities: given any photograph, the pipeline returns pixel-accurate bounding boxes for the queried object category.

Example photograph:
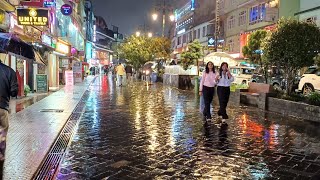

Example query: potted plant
[24,85,31,97]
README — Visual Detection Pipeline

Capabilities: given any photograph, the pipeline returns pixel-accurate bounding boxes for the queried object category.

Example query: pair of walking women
[199,61,234,124]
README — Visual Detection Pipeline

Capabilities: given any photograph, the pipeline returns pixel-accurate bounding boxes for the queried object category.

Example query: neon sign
[17,8,49,26]
[61,4,72,16]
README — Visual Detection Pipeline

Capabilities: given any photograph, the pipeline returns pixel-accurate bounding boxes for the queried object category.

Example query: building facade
[172,0,216,61]
[222,0,280,59]
[297,0,320,27]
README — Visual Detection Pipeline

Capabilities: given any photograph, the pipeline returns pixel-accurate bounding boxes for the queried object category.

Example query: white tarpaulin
[204,52,239,67]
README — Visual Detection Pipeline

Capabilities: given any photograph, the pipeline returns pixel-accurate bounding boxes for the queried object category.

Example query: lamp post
[135,23,153,38]
[152,0,175,37]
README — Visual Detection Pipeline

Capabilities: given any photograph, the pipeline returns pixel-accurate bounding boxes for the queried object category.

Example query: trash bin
[151,72,158,83]
[194,76,200,93]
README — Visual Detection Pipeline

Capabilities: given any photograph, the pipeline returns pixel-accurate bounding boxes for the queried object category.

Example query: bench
[240,82,275,109]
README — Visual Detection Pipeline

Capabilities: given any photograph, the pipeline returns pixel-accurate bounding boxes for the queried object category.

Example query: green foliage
[263,18,320,95]
[24,85,31,96]
[230,83,249,92]
[242,30,267,63]
[116,36,171,70]
[315,55,320,66]
[181,40,203,70]
[275,91,320,106]
[277,93,305,102]
[307,92,320,106]
[242,30,269,83]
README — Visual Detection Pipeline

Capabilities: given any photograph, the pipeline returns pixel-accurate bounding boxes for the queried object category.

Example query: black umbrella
[0,33,35,60]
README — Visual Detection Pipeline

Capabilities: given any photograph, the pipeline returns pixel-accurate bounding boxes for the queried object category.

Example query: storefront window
[56,0,84,51]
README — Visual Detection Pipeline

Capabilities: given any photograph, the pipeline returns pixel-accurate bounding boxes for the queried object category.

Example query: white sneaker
[222,119,227,123]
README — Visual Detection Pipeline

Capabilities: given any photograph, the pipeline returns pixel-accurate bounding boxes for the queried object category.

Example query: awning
[0,33,35,60]
[0,0,15,12]
[34,50,46,65]
[82,61,89,66]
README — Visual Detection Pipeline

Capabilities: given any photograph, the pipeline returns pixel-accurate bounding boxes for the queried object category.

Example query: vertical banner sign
[65,70,74,86]
[36,74,48,92]
[72,61,82,83]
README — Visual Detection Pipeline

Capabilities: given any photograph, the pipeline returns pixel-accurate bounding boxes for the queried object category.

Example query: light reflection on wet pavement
[9,94,49,114]
[56,76,320,179]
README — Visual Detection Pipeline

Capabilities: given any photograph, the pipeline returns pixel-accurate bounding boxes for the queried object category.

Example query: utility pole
[214,0,221,52]
[153,0,174,37]
[162,0,166,37]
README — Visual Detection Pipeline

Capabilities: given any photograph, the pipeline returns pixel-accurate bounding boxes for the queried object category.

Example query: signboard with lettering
[44,0,56,8]
[36,74,48,92]
[61,4,72,16]
[72,61,82,83]
[17,8,49,26]
[65,70,74,86]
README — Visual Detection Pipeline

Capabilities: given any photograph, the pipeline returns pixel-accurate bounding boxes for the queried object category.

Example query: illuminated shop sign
[191,0,195,10]
[42,34,54,47]
[44,0,56,8]
[61,4,73,16]
[17,8,49,26]
[56,41,70,54]
[208,37,215,47]
[177,29,185,35]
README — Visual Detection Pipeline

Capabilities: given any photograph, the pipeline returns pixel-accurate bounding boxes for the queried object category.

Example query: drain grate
[33,87,93,179]
[40,109,64,113]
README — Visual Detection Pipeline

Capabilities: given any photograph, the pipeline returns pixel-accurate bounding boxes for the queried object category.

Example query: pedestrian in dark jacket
[0,60,18,178]
[125,65,133,82]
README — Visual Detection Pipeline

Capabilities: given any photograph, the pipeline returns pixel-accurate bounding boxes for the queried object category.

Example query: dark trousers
[217,86,230,119]
[203,86,215,119]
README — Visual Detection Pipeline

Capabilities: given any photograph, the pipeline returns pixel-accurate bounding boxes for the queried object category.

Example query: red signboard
[21,0,44,7]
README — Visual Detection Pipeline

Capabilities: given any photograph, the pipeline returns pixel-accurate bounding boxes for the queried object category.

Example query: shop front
[53,39,70,89]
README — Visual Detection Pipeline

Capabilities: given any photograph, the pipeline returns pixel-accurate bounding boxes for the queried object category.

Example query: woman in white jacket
[216,62,234,124]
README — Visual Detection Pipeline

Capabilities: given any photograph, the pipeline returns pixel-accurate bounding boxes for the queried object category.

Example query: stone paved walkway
[3,76,95,180]
[56,76,320,179]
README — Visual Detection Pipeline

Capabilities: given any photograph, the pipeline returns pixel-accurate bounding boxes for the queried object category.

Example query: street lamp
[136,31,141,37]
[152,13,158,21]
[169,14,175,22]
[148,32,153,38]
[152,0,174,37]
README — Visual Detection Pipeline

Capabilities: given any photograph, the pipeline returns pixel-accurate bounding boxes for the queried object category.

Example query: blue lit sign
[208,37,215,47]
[43,0,55,8]
[61,4,72,16]
[191,0,195,10]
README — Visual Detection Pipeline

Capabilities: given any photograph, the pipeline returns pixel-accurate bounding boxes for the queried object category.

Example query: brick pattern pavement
[56,77,320,179]
[3,76,94,180]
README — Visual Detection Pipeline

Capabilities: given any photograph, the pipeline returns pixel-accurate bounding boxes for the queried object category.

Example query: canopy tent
[0,33,35,60]
[203,52,239,67]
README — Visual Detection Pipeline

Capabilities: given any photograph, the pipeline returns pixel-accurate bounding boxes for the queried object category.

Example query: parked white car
[298,67,320,94]
[230,66,255,85]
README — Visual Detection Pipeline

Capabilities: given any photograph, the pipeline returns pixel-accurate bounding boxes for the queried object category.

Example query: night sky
[94,0,162,36]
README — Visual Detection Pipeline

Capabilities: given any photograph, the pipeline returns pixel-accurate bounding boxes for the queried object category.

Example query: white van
[230,66,255,85]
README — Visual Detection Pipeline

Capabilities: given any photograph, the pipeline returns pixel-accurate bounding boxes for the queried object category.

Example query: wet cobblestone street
[56,76,320,180]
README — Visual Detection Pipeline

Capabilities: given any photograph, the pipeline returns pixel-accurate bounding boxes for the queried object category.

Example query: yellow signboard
[17,8,49,26]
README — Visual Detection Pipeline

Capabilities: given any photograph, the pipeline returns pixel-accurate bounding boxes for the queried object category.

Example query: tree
[263,18,320,94]
[116,36,171,71]
[242,30,269,83]
[181,40,203,71]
